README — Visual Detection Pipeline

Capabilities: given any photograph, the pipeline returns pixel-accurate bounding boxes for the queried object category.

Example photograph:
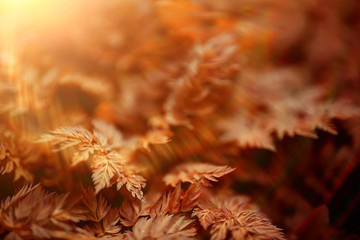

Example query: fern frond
[39,126,95,152]
[164,163,235,187]
[119,199,144,227]
[0,185,86,239]
[81,187,121,237]
[0,129,37,182]
[40,125,146,199]
[193,196,285,240]
[116,166,146,200]
[149,183,202,218]
[126,214,197,240]
[92,119,124,149]
[0,184,40,212]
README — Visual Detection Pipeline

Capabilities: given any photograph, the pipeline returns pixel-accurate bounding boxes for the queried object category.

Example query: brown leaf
[1,185,85,239]
[163,163,235,187]
[126,214,196,240]
[119,199,143,227]
[193,195,285,240]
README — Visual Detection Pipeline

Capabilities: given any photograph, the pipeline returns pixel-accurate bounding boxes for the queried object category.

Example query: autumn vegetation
[1,0,360,239]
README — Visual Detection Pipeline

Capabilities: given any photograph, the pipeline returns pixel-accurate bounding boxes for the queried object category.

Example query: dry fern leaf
[180,183,203,212]
[211,210,285,240]
[0,184,40,212]
[266,87,339,139]
[193,195,253,230]
[119,199,144,227]
[126,214,197,240]
[81,187,121,237]
[0,129,37,182]
[39,123,146,199]
[92,158,146,199]
[92,119,124,149]
[218,117,276,151]
[82,187,110,222]
[149,183,182,218]
[218,68,359,150]
[0,184,85,239]
[40,125,101,166]
[163,163,235,187]
[91,152,128,194]
[39,121,129,159]
[193,196,285,240]
[149,183,202,218]
[115,165,147,200]
[164,34,239,128]
[39,126,95,153]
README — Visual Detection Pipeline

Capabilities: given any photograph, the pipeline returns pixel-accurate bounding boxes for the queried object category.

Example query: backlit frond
[40,125,146,199]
